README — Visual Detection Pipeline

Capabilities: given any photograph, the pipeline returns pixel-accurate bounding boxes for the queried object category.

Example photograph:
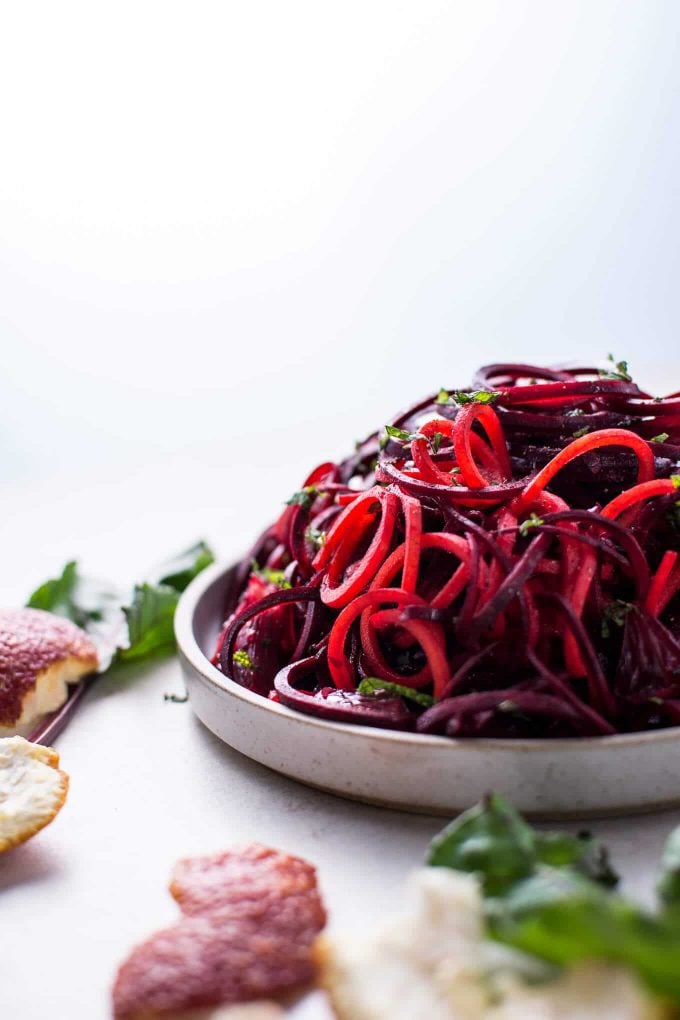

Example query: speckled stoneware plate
[176,561,680,820]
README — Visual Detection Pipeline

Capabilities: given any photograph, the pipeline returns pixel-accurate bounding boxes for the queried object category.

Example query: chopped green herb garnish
[651,433,670,444]
[357,677,434,707]
[233,649,255,669]
[384,425,426,443]
[251,562,291,588]
[285,485,318,510]
[431,431,444,454]
[436,388,499,407]
[454,389,499,406]
[572,426,590,439]
[305,526,326,550]
[601,598,633,639]
[598,354,632,383]
[671,476,680,489]
[519,513,544,537]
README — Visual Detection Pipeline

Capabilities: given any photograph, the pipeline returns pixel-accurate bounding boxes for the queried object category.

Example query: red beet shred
[213,362,680,738]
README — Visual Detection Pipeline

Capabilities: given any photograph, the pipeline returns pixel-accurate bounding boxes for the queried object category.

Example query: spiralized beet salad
[213,360,680,739]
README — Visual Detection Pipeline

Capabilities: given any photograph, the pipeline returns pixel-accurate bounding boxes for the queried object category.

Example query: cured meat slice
[112,845,326,1019]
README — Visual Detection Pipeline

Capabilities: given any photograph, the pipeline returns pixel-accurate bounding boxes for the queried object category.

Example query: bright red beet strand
[213,362,680,738]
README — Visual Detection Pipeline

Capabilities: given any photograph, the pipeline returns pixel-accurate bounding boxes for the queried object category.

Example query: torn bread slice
[0,735,69,852]
[0,607,98,736]
[318,869,669,1020]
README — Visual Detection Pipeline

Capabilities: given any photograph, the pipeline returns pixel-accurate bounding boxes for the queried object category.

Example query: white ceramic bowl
[176,561,680,819]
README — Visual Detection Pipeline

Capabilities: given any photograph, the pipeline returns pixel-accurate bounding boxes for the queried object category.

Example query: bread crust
[0,736,69,852]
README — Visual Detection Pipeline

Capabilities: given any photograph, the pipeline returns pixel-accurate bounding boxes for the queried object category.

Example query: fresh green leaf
[651,433,670,444]
[487,867,680,1002]
[519,513,544,537]
[27,561,125,670]
[305,526,326,550]
[153,541,215,593]
[251,562,291,588]
[27,561,83,622]
[452,389,500,406]
[658,826,680,908]
[27,543,216,672]
[286,486,318,510]
[427,794,537,895]
[601,598,634,638]
[427,795,680,1003]
[427,796,620,895]
[435,388,499,407]
[233,649,256,669]
[599,355,632,383]
[384,425,426,443]
[357,677,434,707]
[534,831,618,888]
[572,426,590,439]
[431,432,444,455]
[671,476,680,489]
[119,583,179,661]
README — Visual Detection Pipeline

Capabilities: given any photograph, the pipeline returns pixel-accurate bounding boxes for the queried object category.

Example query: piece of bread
[0,735,69,852]
[317,869,671,1020]
[0,607,98,736]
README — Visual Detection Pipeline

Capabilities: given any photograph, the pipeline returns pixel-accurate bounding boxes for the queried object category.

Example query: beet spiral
[212,361,680,738]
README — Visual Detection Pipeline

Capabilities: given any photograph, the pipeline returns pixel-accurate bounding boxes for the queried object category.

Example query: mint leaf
[384,425,426,444]
[454,389,499,405]
[251,563,291,588]
[436,388,500,406]
[357,677,434,707]
[27,561,83,622]
[599,354,632,382]
[487,867,680,1002]
[518,513,544,537]
[427,795,680,1004]
[286,486,318,510]
[119,583,179,661]
[427,795,618,896]
[658,826,680,908]
[601,599,634,638]
[153,540,214,592]
[534,831,618,888]
[27,561,125,670]
[651,433,670,444]
[27,542,216,670]
[431,431,444,454]
[428,794,537,895]
[305,526,326,550]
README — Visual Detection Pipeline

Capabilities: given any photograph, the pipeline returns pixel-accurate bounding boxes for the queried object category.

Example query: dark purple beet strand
[212,361,680,738]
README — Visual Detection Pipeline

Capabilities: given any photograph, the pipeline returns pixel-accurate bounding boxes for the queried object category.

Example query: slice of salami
[112,845,326,1019]
[170,844,326,933]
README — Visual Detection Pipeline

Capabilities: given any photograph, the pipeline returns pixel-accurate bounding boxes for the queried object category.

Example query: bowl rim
[176,559,680,754]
